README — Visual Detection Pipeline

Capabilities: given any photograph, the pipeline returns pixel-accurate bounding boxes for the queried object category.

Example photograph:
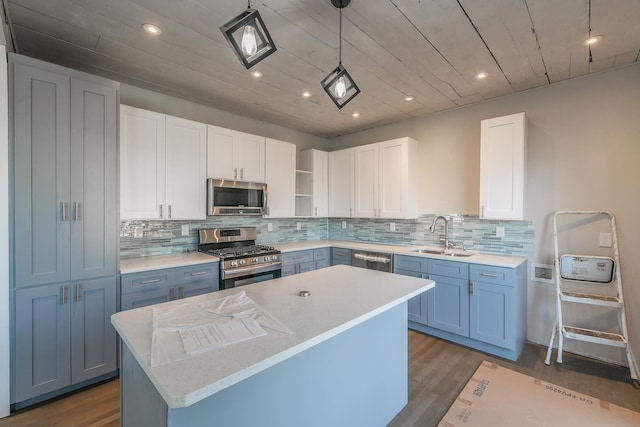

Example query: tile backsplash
[120,214,534,259]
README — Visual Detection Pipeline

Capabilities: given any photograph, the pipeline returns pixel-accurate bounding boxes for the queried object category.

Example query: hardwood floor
[1,331,638,427]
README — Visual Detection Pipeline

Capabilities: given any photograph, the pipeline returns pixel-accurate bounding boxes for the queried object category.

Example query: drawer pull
[480,273,500,278]
[189,271,208,276]
[140,278,162,285]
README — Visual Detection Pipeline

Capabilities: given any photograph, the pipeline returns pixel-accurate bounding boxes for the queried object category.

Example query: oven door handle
[222,262,282,279]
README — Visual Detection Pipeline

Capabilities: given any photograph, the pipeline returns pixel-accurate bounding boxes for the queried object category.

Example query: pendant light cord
[339,2,343,65]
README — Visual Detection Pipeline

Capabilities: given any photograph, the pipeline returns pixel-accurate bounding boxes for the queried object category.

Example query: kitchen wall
[330,62,640,367]
[119,83,330,154]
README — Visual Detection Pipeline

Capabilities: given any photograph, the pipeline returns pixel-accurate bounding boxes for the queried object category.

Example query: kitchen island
[111,265,434,427]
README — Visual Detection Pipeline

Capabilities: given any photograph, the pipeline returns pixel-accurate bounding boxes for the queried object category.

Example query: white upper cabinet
[265,138,296,218]
[354,143,379,218]
[353,137,418,219]
[165,116,207,220]
[207,125,265,182]
[328,148,355,217]
[296,149,328,217]
[120,106,166,220]
[479,112,527,220]
[378,138,417,218]
[120,106,206,220]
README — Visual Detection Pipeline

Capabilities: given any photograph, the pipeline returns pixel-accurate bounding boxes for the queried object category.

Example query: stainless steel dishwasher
[351,250,393,272]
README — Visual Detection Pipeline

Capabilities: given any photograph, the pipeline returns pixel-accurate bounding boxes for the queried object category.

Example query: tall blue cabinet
[10,54,118,407]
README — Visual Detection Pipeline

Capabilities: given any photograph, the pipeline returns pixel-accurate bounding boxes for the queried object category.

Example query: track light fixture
[220,0,277,69]
[321,0,360,109]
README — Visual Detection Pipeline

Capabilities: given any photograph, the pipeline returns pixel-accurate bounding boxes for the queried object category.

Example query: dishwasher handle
[353,253,391,264]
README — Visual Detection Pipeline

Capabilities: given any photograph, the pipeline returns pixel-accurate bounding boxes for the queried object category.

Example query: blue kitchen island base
[121,303,409,427]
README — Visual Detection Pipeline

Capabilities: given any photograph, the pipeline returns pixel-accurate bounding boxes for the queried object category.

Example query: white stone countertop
[111,265,433,408]
[120,252,219,275]
[274,240,527,268]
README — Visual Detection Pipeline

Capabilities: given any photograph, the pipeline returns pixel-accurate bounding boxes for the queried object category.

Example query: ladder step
[560,291,622,307]
[562,326,628,348]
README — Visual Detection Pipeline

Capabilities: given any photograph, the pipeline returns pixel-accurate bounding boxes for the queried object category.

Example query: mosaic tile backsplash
[120,214,534,259]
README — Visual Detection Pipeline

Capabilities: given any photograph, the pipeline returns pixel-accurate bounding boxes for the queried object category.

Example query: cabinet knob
[159,204,163,218]
[75,283,83,302]
[234,168,238,179]
[469,281,474,296]
[61,202,69,222]
[168,205,172,219]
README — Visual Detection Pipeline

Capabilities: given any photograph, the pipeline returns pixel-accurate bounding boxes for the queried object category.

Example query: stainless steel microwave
[207,179,267,216]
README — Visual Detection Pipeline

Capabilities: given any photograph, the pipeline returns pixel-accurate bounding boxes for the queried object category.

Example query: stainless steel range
[198,227,281,290]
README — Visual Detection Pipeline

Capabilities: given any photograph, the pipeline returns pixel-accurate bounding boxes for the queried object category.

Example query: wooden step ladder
[545,211,638,382]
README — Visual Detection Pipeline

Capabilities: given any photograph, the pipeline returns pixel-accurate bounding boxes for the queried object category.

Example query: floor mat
[439,360,640,426]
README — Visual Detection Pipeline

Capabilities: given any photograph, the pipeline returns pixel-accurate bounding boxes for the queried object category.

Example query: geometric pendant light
[220,1,277,69]
[321,0,360,109]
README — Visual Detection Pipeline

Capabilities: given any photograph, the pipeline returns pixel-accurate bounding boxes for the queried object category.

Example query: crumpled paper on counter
[150,291,293,367]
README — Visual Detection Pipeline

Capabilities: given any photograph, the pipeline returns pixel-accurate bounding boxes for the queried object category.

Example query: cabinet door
[237,132,265,182]
[121,287,172,311]
[165,116,207,220]
[427,274,470,336]
[469,281,514,349]
[311,150,328,217]
[179,281,218,299]
[331,248,352,266]
[13,63,71,287]
[328,148,354,217]
[265,139,296,217]
[378,138,408,218]
[71,277,117,383]
[354,143,379,217]
[70,78,117,280]
[206,125,237,180]
[479,112,526,220]
[15,284,71,401]
[394,268,429,325]
[120,105,166,219]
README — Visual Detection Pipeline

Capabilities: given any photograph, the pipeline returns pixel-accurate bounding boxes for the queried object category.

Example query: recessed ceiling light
[302,91,312,98]
[475,72,488,80]
[585,35,604,45]
[352,112,360,118]
[251,71,263,78]
[143,23,162,36]
[404,95,415,101]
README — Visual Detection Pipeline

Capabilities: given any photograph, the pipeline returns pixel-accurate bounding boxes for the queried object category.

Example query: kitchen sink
[410,248,475,257]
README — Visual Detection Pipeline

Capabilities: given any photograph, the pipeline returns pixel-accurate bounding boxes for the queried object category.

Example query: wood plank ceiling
[4,0,640,138]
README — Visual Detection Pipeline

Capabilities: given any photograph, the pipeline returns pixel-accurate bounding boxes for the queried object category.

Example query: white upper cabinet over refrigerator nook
[265,138,296,218]
[328,148,355,217]
[207,125,265,183]
[120,105,206,220]
[354,137,418,219]
[479,112,527,220]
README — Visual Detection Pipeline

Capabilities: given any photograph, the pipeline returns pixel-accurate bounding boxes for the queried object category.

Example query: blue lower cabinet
[469,271,517,349]
[331,248,352,266]
[394,254,527,361]
[15,277,117,402]
[427,274,470,336]
[120,263,219,311]
[393,267,429,324]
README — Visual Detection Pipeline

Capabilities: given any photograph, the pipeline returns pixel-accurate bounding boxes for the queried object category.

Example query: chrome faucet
[429,215,449,251]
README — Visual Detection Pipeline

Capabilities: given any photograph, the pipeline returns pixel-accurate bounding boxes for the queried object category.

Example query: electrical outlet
[599,232,612,248]
[296,222,302,231]
[181,224,189,236]
[341,221,347,229]
[390,222,396,232]
[496,226,505,238]
[267,223,273,232]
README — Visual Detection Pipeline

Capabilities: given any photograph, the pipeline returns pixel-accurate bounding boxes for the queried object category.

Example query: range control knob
[252,257,258,264]
[230,260,238,267]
